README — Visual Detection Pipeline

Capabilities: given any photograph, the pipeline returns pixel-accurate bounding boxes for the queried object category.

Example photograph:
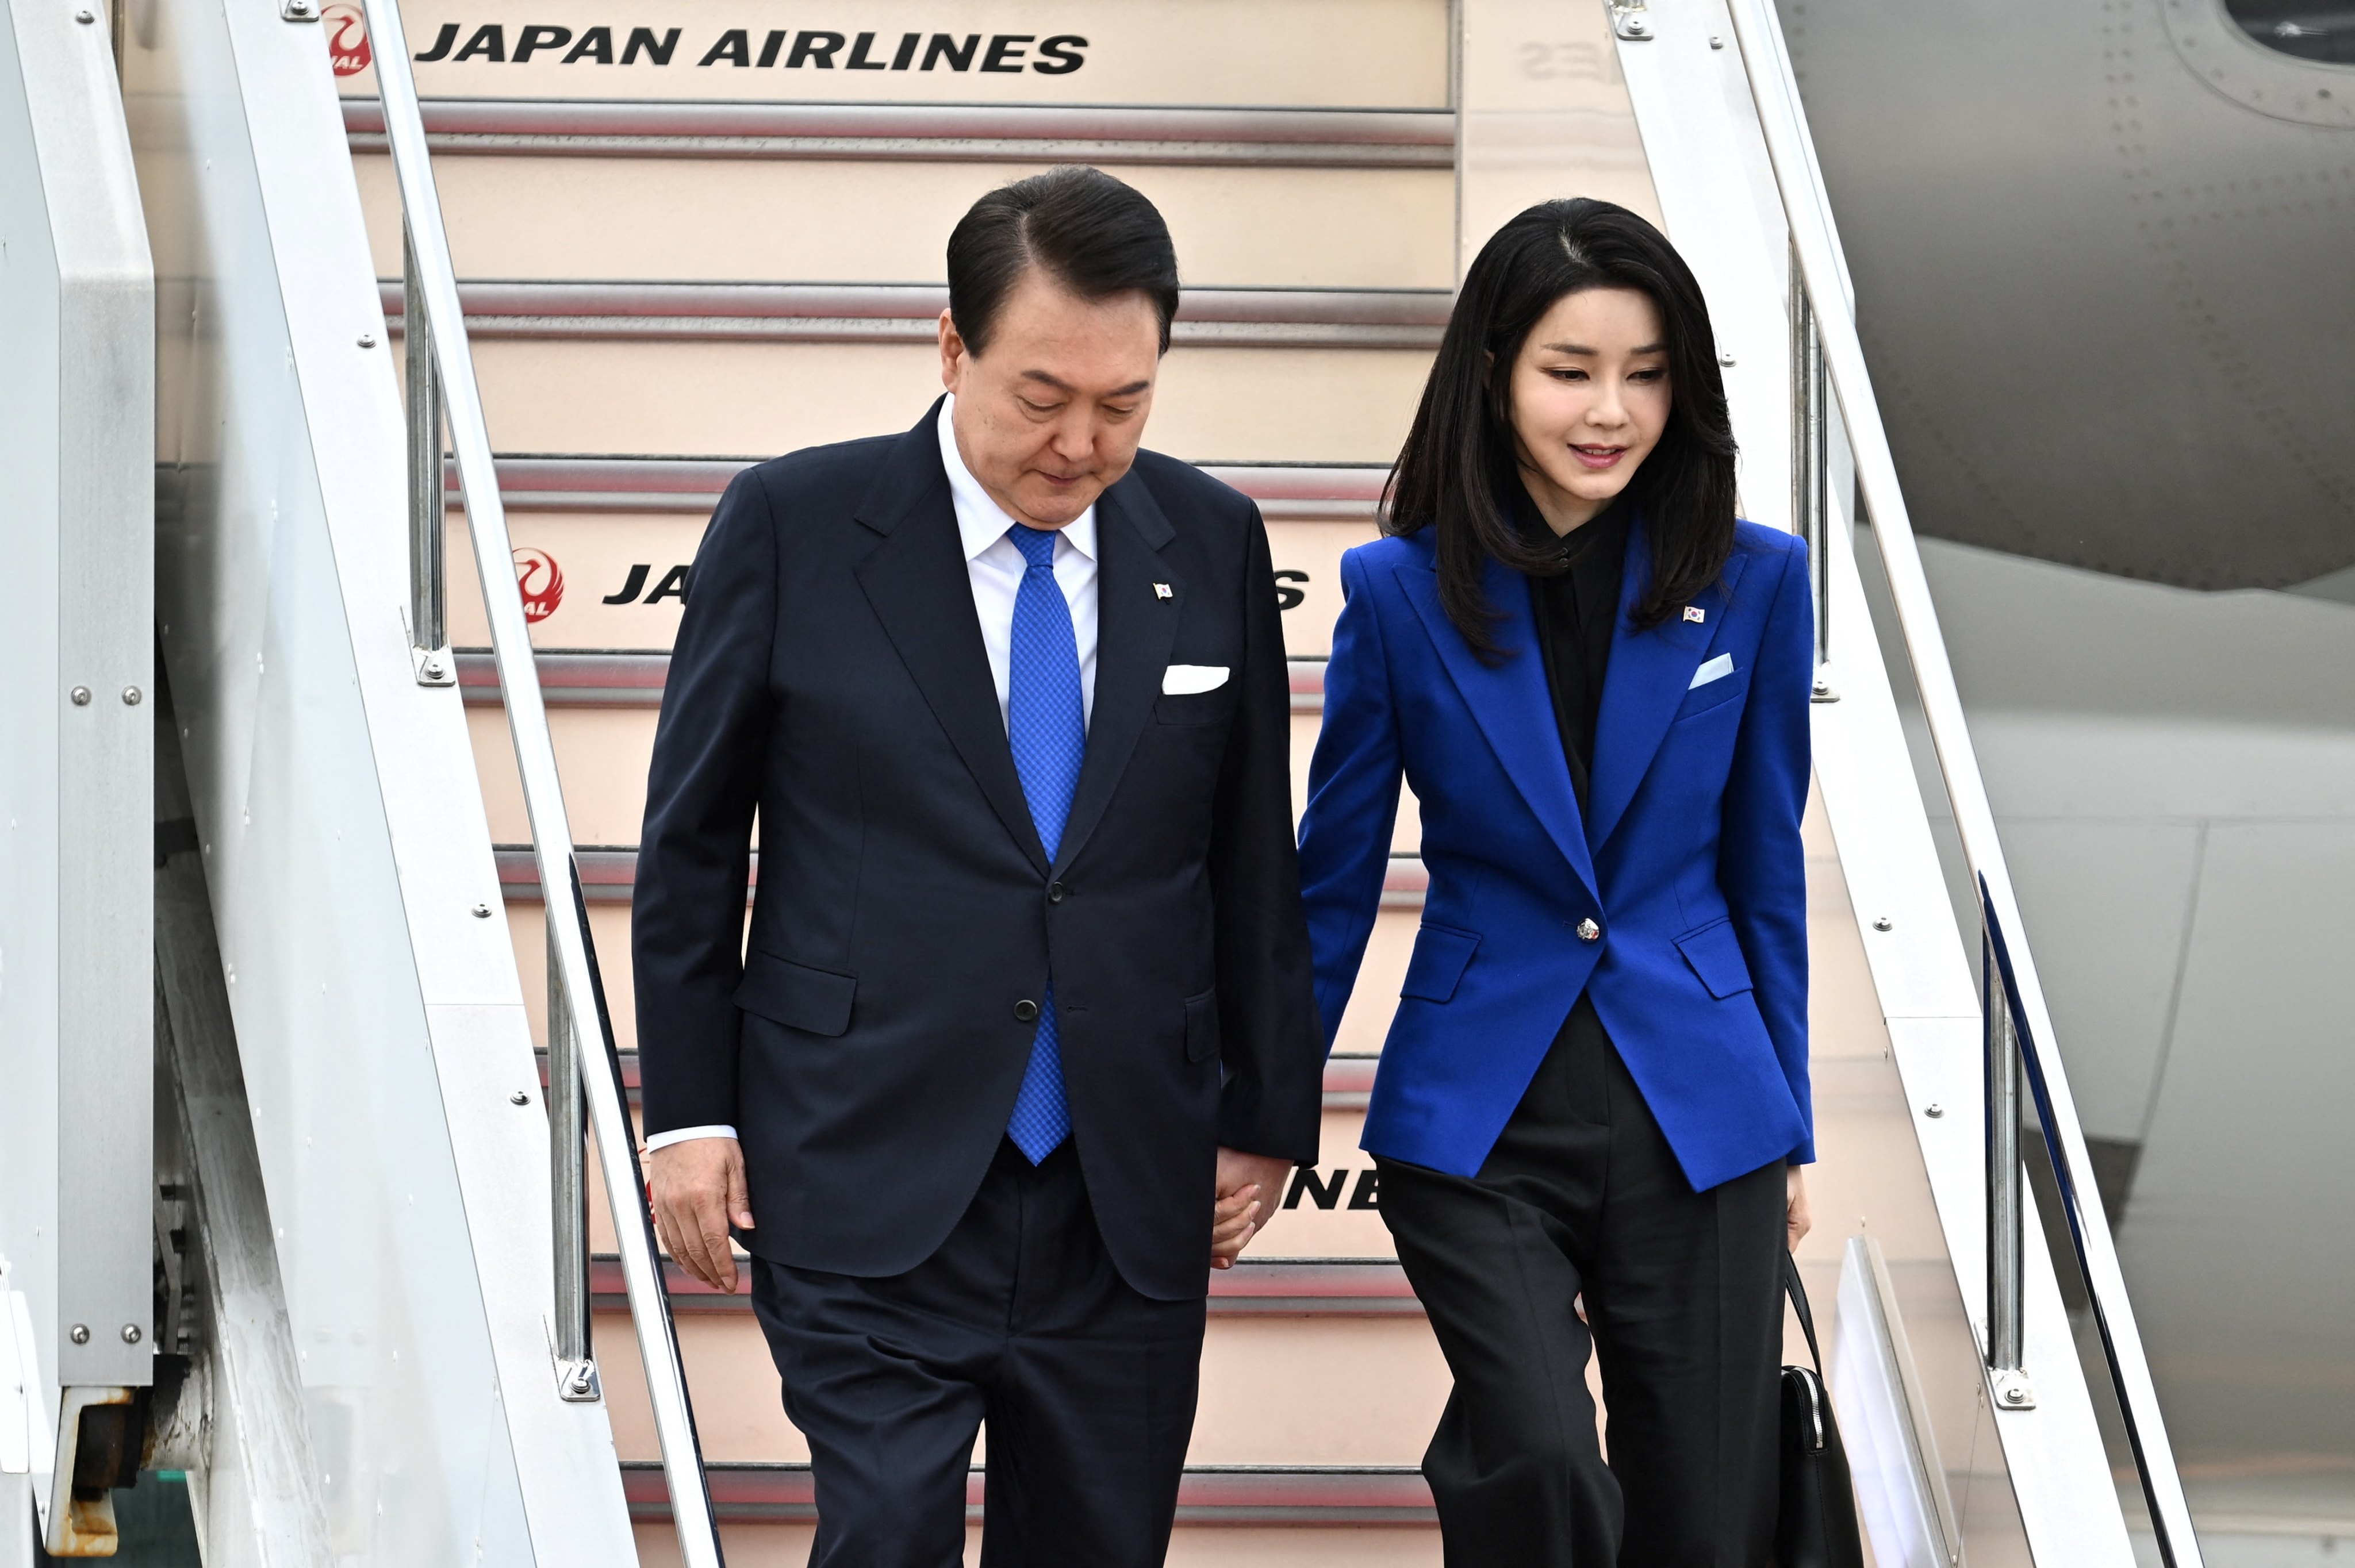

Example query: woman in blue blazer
[1298,198,1815,1564]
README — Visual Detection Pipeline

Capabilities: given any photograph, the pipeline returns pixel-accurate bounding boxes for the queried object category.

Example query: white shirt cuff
[643,1124,739,1151]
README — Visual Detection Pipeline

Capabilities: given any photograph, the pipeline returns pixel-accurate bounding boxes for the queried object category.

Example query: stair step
[499,860,1417,1062]
[546,1049,1381,1115]
[616,1461,1448,1562]
[591,1255,1418,1318]
[457,650,1332,712]
[493,845,1426,908]
[618,1462,1436,1527]
[381,279,1451,349]
[592,1267,1445,1463]
[443,454,1390,516]
[346,98,1458,168]
[465,706,1413,855]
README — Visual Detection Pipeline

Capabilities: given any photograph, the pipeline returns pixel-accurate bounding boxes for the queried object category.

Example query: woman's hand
[1786,1165,1812,1250]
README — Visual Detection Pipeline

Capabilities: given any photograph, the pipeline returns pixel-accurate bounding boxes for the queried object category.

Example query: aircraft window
[2224,0,2355,62]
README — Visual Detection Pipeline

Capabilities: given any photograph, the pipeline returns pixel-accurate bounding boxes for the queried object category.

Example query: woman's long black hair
[1384,198,1738,660]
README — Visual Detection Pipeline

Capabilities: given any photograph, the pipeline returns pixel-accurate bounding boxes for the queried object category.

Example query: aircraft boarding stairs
[0,0,2206,1562]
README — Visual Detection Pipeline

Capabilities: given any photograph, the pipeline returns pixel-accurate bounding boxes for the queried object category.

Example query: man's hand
[649,1137,754,1294]
[1786,1165,1812,1251]
[1211,1147,1292,1271]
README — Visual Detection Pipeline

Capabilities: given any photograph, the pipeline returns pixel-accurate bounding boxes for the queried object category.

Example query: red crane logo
[513,547,565,625]
[321,3,371,75]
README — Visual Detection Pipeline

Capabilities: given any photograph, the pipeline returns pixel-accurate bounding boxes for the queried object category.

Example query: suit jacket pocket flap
[735,952,857,1037]
[1675,919,1755,999]
[1400,923,1482,1003]
[1183,988,1221,1063]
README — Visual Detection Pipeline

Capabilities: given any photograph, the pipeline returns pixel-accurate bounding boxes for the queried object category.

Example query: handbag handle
[1783,1250,1827,1378]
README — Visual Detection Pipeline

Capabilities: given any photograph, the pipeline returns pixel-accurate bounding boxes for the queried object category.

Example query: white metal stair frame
[358,0,724,1562]
[0,0,153,1554]
[1613,0,2203,1560]
[119,0,640,1555]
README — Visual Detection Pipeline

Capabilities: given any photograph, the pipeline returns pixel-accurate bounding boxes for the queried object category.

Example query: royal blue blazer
[1297,519,1815,1191]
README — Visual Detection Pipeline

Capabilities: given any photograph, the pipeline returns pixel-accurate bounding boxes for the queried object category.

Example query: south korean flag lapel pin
[1153,582,1175,601]
[1682,605,1706,624]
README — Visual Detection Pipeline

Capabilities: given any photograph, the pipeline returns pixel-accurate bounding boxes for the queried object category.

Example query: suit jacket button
[1048,882,1068,904]
[1014,999,1040,1023]
[1577,918,1602,943]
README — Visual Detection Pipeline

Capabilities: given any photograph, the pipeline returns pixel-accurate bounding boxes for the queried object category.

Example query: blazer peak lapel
[1394,553,1598,900]
[1049,473,1180,876]
[1586,522,1754,851]
[853,410,1050,877]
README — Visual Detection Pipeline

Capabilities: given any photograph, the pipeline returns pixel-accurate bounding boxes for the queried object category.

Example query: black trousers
[749,1137,1206,1568]
[1376,1000,1787,1567]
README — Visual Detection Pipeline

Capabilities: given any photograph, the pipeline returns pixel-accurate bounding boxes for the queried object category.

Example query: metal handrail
[1725,0,2203,1560]
[360,3,724,1562]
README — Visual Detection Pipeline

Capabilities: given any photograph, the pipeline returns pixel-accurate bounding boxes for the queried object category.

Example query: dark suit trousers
[1375,1000,1786,1567]
[749,1138,1206,1568]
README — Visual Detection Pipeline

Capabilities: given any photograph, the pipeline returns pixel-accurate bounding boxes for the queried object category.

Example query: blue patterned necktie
[1003,523,1083,1162]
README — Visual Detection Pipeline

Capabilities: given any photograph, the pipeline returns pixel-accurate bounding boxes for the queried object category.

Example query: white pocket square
[1162,664,1230,695]
[1689,654,1735,690]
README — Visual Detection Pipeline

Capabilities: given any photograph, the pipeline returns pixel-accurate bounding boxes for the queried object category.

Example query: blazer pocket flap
[735,952,857,1037]
[1183,988,1221,1063]
[1400,923,1482,1003]
[1675,920,1755,999]
[1155,687,1234,724]
[1676,666,1750,720]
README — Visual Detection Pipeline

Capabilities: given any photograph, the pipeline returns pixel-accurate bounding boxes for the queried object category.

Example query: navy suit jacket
[633,401,1324,1301]
[1297,520,1814,1191]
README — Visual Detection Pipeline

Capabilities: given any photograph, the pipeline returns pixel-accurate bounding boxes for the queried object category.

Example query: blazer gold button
[1013,999,1040,1023]
[1577,918,1602,943]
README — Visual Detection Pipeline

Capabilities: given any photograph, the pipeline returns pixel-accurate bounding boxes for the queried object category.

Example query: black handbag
[1776,1252,1866,1568]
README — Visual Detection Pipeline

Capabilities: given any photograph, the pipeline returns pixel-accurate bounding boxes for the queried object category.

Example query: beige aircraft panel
[1264,517,1380,658]
[409,337,1429,462]
[470,703,657,844]
[326,0,1448,107]
[1455,0,1661,275]
[354,155,1459,291]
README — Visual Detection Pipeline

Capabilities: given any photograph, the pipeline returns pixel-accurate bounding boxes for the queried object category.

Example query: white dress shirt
[645,397,1102,1153]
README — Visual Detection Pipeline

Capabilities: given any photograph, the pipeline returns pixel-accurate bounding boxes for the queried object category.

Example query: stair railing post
[404,222,451,686]
[1788,259,1836,701]
[1984,917,2032,1408]
[550,906,592,1392]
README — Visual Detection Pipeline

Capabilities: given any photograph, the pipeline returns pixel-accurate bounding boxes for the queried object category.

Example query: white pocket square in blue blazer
[1162,664,1230,695]
[1689,653,1735,690]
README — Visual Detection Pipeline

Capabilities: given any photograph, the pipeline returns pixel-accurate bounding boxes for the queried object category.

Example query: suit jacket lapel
[1049,469,1181,878]
[1585,520,1753,852]
[853,402,1051,877]
[1394,551,1599,901]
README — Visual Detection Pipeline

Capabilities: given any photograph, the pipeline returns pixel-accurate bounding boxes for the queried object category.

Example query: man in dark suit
[632,167,1325,1566]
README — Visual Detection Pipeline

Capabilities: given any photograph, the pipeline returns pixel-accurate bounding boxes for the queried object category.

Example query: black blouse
[1525,494,1632,807]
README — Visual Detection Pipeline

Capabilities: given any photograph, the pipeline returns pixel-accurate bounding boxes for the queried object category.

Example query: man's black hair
[946,166,1180,356]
